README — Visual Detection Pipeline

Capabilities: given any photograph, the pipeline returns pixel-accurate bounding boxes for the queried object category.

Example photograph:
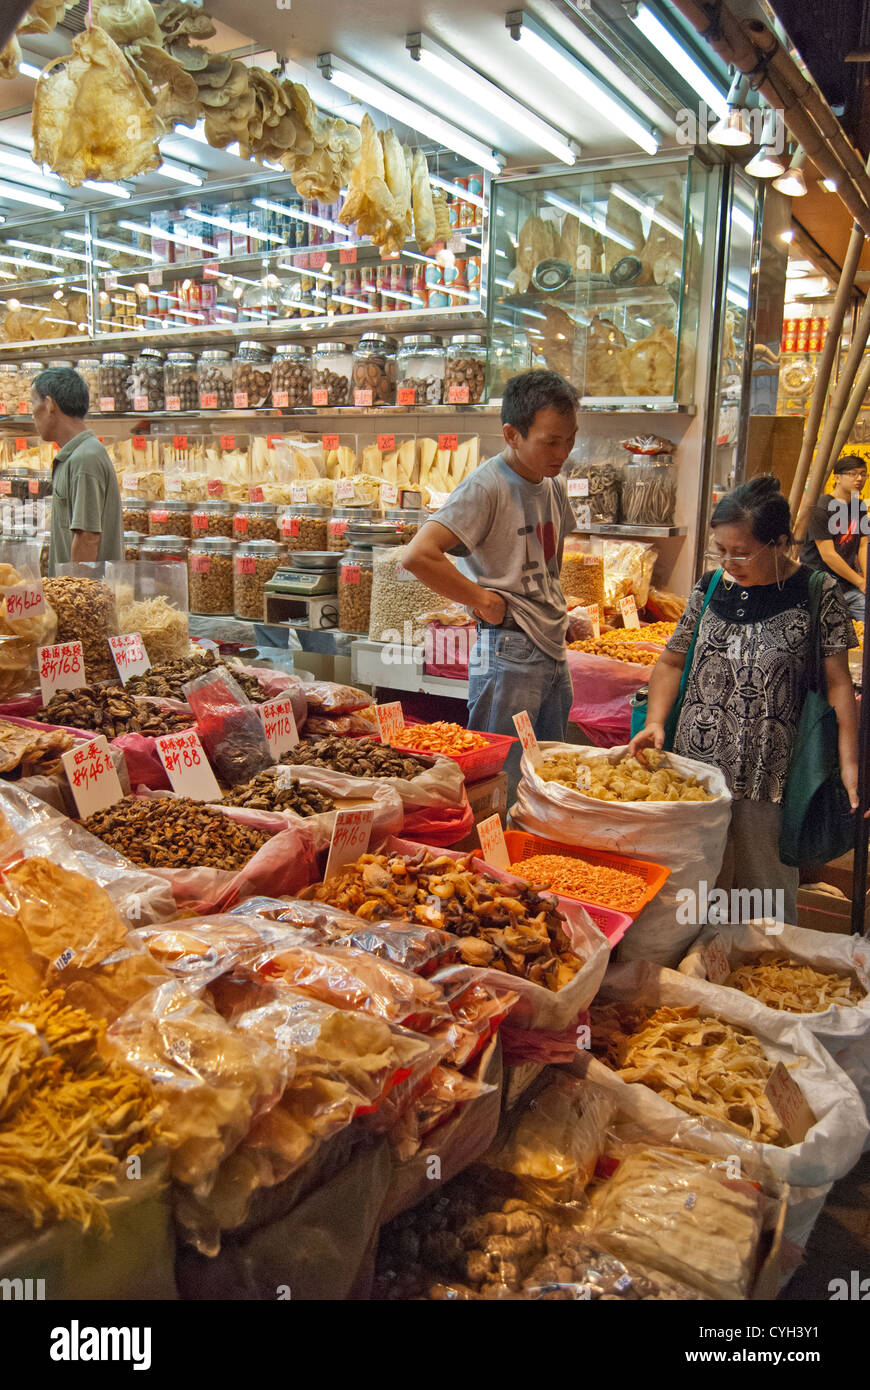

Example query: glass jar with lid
[164,351,198,411]
[271,344,311,409]
[17,362,45,416]
[352,334,397,406]
[148,499,193,538]
[233,500,279,542]
[312,342,352,406]
[232,342,273,408]
[397,334,445,405]
[383,507,421,541]
[189,536,235,616]
[328,503,373,552]
[124,531,144,563]
[338,548,374,633]
[198,349,233,410]
[233,539,286,620]
[98,353,131,413]
[140,535,189,565]
[0,363,18,416]
[620,459,677,527]
[0,467,30,504]
[279,502,329,552]
[74,358,100,410]
[130,347,165,412]
[445,334,486,404]
[191,498,235,539]
[122,498,150,534]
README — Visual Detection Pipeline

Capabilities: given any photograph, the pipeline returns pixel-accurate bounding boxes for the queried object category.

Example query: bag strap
[682,567,722,676]
[806,568,827,696]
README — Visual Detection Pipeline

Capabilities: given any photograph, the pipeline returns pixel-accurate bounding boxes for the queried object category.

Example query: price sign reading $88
[155,728,222,802]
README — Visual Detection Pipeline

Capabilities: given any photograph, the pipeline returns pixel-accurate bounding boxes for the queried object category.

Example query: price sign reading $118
[61,736,124,819]
[109,632,151,684]
[325,806,375,880]
[155,728,222,802]
[39,641,86,703]
[258,696,299,758]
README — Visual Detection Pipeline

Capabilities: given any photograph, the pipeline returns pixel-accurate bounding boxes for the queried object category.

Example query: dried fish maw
[154,0,216,41]
[32,26,161,186]
[92,0,163,47]
[411,147,436,252]
[0,35,22,81]
[619,325,677,397]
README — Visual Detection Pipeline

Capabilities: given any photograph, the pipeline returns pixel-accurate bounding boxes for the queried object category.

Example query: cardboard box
[797,885,869,935]
[449,772,508,852]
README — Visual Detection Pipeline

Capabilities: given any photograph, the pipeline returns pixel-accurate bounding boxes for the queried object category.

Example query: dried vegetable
[0,720,75,777]
[126,650,266,703]
[35,684,193,739]
[280,735,429,780]
[724,956,865,1013]
[220,771,335,816]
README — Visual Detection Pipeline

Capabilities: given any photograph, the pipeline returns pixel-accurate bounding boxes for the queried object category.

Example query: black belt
[476,614,521,632]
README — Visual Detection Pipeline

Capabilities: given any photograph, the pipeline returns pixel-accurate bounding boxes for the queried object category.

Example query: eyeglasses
[711,543,770,564]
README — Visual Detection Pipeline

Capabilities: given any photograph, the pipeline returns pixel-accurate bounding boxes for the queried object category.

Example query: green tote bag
[779,570,854,868]
[629,569,722,751]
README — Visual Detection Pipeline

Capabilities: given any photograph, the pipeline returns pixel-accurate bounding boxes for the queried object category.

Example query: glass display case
[487,155,707,407]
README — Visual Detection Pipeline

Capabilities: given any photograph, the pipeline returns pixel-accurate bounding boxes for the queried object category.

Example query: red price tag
[0,480,12,495]
[272,391,289,408]
[14,438,26,452]
[375,701,405,746]
[61,736,124,818]
[151,509,169,524]
[329,519,348,537]
[220,435,235,450]
[322,434,340,450]
[236,554,256,573]
[200,392,218,410]
[27,479,39,495]
[309,250,327,270]
[249,486,264,503]
[342,563,361,584]
[765,1061,816,1143]
[233,391,248,409]
[448,385,470,404]
[438,433,458,450]
[339,245,357,265]
[512,710,539,760]
[294,253,310,270]
[166,395,181,412]
[173,435,187,449]
[134,395,149,412]
[354,389,373,407]
[203,262,220,279]
[701,934,731,985]
[99,397,115,412]
[377,433,396,451]
[0,404,6,415]
[620,595,640,629]
[476,813,510,871]
[207,479,223,498]
[155,728,221,802]
[312,389,329,406]
[38,641,86,703]
[191,554,210,573]
[397,387,416,405]
[132,435,146,450]
[281,517,300,538]
[109,631,151,684]
[5,580,45,621]
[325,806,375,879]
[267,436,283,448]
[192,513,208,532]
[234,517,249,537]
[258,696,299,758]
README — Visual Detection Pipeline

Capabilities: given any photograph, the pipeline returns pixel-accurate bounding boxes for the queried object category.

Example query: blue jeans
[468,627,574,802]
[838,581,866,622]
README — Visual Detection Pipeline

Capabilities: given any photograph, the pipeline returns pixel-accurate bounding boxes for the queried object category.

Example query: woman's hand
[841,760,859,811]
[627,721,666,757]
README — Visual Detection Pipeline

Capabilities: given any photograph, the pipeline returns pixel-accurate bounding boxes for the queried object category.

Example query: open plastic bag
[134,914,308,986]
[301,680,373,715]
[280,748,467,814]
[211,765,405,852]
[183,667,273,787]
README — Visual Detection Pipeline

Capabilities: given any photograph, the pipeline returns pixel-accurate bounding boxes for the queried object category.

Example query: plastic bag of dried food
[601,539,657,611]
[301,680,372,715]
[620,435,675,456]
[0,564,56,646]
[134,914,307,985]
[391,1064,500,1162]
[183,666,273,787]
[485,1073,616,1204]
[107,981,290,1194]
[280,738,467,811]
[43,573,120,684]
[518,1237,710,1300]
[304,708,379,737]
[0,855,171,1022]
[429,978,519,1068]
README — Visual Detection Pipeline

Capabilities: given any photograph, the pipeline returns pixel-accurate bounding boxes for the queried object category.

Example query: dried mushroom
[35,684,193,739]
[221,770,335,816]
[280,735,429,781]
[81,796,271,870]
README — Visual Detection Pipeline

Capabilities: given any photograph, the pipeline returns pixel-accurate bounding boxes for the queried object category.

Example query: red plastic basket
[573,901,633,947]
[502,829,669,922]
[389,730,517,783]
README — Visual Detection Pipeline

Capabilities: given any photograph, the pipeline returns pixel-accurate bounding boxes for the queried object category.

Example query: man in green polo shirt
[32,367,123,575]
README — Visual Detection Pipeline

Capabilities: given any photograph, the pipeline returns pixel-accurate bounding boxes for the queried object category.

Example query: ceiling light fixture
[407,31,576,164]
[772,146,807,197]
[708,72,753,145]
[821,177,838,192]
[0,182,63,211]
[16,62,42,80]
[506,11,659,156]
[157,160,203,187]
[627,3,729,118]
[781,229,795,242]
[317,52,502,173]
[744,109,786,178]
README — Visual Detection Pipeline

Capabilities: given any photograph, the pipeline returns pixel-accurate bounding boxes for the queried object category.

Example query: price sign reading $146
[258,696,299,759]
[325,806,375,880]
[155,728,221,802]
[61,736,124,818]
[39,641,85,703]
[109,632,151,684]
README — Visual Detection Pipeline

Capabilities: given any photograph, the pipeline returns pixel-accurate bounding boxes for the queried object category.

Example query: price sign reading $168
[155,728,222,802]
[61,736,124,818]
[258,696,299,758]
[39,641,86,703]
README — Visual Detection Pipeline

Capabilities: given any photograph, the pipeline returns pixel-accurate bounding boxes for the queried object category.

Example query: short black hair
[711,473,792,545]
[32,367,89,418]
[832,452,868,474]
[501,368,579,436]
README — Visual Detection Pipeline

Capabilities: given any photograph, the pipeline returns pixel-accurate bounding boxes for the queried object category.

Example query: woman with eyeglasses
[628,474,859,924]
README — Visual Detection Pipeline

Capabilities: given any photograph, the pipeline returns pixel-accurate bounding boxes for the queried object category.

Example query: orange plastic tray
[502,829,670,921]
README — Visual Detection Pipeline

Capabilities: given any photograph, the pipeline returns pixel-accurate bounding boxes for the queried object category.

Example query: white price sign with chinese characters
[109,632,151,684]
[4,580,46,621]
[620,595,641,629]
[258,696,299,758]
[335,479,355,502]
[764,1061,817,1144]
[512,710,539,761]
[155,728,221,802]
[325,806,375,880]
[567,478,589,498]
[38,641,86,704]
[379,483,399,507]
[701,934,730,985]
[427,491,449,510]
[583,603,601,639]
[61,736,124,818]
[376,702,405,745]
[476,813,510,871]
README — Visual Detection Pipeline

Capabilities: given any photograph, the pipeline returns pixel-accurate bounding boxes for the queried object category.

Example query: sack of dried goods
[216,764,405,848]
[585,961,869,1247]
[279,734,466,812]
[515,744,731,966]
[43,575,118,684]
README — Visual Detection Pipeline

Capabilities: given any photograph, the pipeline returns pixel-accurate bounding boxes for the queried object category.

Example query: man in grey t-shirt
[31,367,123,576]
[403,370,588,794]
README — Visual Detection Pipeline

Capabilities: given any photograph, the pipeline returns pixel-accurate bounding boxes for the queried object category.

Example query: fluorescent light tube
[62,230,159,261]
[731,206,755,236]
[184,207,284,244]
[157,161,203,187]
[408,33,575,164]
[508,16,659,156]
[318,53,502,173]
[83,179,131,198]
[429,174,485,209]
[0,182,63,211]
[17,62,42,79]
[611,183,682,238]
[118,220,217,255]
[254,197,347,236]
[543,192,634,249]
[5,238,110,268]
[629,4,729,118]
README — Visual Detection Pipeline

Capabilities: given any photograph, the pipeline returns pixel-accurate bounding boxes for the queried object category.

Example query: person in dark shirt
[800,453,868,620]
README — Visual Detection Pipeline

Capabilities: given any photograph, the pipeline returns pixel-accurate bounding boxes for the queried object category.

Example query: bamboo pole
[828,352,870,465]
[788,222,865,516]
[794,292,870,538]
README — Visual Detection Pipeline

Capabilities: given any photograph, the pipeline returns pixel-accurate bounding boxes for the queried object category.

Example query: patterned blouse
[666,566,856,803]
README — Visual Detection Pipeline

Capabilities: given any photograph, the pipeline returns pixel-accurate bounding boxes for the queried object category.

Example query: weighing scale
[264,554,339,628]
